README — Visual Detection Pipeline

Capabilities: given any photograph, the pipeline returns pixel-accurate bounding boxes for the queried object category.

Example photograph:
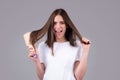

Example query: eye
[53,22,57,25]
[60,21,65,24]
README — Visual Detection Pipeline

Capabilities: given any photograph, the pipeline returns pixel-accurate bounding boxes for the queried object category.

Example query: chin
[56,36,64,39]
[56,37,62,39]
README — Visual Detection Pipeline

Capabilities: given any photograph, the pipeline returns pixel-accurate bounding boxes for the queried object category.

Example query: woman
[28,8,91,80]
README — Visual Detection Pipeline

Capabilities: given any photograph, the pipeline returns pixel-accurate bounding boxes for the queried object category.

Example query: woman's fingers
[82,37,91,45]
[28,46,35,51]
[28,46,38,58]
[29,50,38,57]
[28,52,39,62]
[27,46,39,62]
[28,52,36,57]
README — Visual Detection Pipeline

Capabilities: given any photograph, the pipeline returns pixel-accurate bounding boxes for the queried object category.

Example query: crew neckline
[54,41,69,44]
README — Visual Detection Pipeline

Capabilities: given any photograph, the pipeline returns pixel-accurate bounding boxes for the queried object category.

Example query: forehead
[54,15,64,22]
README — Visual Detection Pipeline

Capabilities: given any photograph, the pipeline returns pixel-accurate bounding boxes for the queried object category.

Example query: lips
[55,30,62,35]
[55,30,62,32]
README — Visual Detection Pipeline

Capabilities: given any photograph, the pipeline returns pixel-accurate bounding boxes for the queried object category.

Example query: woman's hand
[82,37,91,53]
[28,46,39,63]
[28,46,45,80]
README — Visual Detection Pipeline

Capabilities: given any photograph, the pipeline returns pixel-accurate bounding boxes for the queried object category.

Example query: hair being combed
[30,8,87,55]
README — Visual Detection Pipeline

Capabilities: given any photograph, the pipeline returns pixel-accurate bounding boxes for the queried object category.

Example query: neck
[56,37,67,42]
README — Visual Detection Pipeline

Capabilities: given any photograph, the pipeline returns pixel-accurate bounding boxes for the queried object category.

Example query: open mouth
[55,30,62,33]
[55,29,63,35]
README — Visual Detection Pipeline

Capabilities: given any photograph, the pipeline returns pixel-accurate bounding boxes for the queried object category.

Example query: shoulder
[37,41,48,53]
[38,41,47,48]
[76,40,82,47]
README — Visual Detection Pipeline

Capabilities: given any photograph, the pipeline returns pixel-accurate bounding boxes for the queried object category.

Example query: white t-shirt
[38,40,83,80]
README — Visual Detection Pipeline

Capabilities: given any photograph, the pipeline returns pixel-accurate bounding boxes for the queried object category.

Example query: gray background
[0,0,120,80]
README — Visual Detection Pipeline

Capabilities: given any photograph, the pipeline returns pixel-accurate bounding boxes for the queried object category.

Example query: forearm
[34,61,45,80]
[75,52,89,80]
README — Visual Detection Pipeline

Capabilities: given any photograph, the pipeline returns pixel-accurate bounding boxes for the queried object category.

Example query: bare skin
[28,15,91,80]
[53,15,67,42]
[74,37,91,80]
[28,47,45,80]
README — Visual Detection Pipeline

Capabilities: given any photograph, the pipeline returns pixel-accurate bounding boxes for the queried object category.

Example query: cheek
[53,25,56,30]
[63,26,67,33]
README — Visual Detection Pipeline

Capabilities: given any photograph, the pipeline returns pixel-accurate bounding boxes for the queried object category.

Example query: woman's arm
[23,32,45,80]
[28,48,45,80]
[74,37,91,80]
[34,60,45,80]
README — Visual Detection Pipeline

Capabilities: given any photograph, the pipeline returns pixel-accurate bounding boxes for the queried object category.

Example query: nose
[54,23,61,29]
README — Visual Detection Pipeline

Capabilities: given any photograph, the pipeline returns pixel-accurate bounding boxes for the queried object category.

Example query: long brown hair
[30,8,87,55]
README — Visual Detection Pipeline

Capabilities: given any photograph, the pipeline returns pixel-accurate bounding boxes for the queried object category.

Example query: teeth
[55,30,62,32]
